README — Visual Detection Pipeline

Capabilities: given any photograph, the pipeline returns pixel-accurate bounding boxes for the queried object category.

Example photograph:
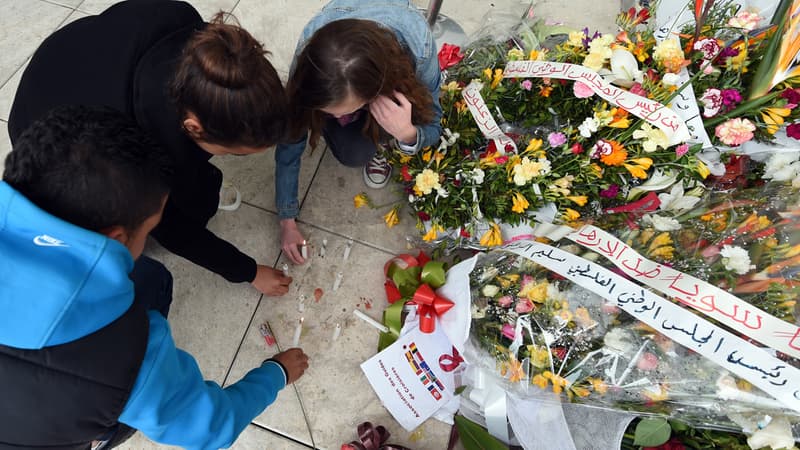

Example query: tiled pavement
[0,0,618,448]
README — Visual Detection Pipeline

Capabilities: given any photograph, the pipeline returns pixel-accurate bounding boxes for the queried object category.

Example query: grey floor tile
[119,424,313,449]
[0,1,72,88]
[143,204,283,384]
[283,234,453,449]
[211,141,326,214]
[298,150,420,254]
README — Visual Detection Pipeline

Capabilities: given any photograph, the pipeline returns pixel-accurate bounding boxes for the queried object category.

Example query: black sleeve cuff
[264,358,288,386]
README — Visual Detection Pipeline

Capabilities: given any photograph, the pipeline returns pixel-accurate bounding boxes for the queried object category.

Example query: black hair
[3,105,173,232]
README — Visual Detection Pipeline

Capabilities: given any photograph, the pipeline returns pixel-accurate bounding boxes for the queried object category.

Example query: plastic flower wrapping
[451,180,800,444]
[374,0,800,248]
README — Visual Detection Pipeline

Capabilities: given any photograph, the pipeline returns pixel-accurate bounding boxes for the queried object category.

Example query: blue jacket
[0,181,286,449]
[275,0,442,219]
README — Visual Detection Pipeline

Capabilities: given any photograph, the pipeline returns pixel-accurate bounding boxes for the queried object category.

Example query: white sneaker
[363,154,392,189]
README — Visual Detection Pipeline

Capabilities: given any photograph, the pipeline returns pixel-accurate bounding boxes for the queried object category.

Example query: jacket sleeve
[118,313,287,450]
[274,136,307,220]
[150,198,257,284]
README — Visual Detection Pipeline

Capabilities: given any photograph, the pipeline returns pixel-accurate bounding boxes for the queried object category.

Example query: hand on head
[369,90,417,144]
[252,264,292,296]
[280,218,306,265]
[272,348,309,384]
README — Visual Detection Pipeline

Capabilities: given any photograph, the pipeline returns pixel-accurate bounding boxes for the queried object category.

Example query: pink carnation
[699,88,722,118]
[515,298,534,313]
[636,352,659,371]
[573,81,595,99]
[502,323,516,340]
[715,118,755,146]
[498,295,514,307]
[521,79,533,91]
[675,143,689,157]
[693,37,721,61]
[788,123,800,140]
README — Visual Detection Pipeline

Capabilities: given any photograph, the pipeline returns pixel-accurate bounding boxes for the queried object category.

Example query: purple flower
[600,184,620,198]
[521,79,533,91]
[721,89,742,109]
[548,132,567,147]
[781,88,800,104]
[788,123,800,140]
[581,27,601,47]
[718,46,739,59]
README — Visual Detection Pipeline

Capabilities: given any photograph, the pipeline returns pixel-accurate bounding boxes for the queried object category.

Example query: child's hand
[280,218,306,265]
[252,265,291,296]
[273,348,309,384]
[369,91,417,145]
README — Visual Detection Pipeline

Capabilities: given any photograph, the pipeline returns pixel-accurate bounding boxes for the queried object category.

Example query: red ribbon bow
[342,422,412,450]
[410,284,454,334]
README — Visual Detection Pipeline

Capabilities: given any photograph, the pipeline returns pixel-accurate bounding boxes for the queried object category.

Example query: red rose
[438,43,464,70]
[401,165,412,181]
[644,437,685,450]
[787,122,800,140]
[459,228,471,238]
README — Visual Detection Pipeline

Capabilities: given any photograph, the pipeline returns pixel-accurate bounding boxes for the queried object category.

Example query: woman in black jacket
[9,0,291,296]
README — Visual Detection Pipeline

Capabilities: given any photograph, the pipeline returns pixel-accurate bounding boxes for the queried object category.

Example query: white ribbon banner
[503,61,691,145]
[462,81,519,154]
[502,239,800,413]
[564,224,800,360]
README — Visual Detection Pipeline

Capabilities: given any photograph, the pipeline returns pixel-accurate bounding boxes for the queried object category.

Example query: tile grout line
[248,422,316,449]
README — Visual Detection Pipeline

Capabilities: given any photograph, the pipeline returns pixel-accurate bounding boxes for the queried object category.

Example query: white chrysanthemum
[642,214,681,231]
[578,117,599,138]
[719,245,755,275]
[763,151,800,182]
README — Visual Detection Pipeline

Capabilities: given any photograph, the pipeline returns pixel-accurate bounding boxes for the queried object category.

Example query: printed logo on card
[33,234,69,248]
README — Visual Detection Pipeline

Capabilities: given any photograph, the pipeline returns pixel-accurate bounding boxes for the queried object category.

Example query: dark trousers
[323,113,380,167]
[99,256,173,449]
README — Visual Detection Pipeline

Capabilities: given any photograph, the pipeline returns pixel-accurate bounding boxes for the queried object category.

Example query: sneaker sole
[363,170,391,189]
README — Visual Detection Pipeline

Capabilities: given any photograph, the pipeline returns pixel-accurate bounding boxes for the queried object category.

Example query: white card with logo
[361,324,459,430]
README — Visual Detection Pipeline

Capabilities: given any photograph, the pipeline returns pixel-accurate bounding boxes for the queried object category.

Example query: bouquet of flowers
[365,0,800,248]
[448,181,800,448]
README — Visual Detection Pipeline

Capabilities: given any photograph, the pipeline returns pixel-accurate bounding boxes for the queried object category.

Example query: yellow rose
[414,168,441,195]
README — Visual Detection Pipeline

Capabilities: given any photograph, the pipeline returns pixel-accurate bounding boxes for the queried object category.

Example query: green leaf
[454,415,508,450]
[668,419,689,432]
[633,418,671,447]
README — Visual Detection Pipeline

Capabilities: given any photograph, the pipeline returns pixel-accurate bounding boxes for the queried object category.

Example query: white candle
[319,238,328,257]
[332,323,342,341]
[292,317,304,347]
[300,240,308,259]
[281,263,289,277]
[342,239,353,262]
[297,294,305,312]
[332,271,343,291]
[353,309,389,333]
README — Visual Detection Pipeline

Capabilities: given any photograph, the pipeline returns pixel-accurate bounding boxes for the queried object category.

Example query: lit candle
[319,238,328,257]
[281,263,289,277]
[300,240,308,259]
[332,271,343,291]
[353,309,389,333]
[297,294,305,312]
[292,317,304,348]
[332,323,342,341]
[342,239,353,262]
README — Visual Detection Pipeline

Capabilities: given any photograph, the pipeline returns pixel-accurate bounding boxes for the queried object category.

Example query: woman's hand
[369,91,417,145]
[251,265,291,296]
[280,218,306,264]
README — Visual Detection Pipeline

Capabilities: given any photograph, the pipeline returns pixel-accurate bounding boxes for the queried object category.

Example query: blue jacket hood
[0,182,135,349]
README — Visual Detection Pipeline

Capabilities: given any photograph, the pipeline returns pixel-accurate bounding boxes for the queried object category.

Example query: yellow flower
[568,31,586,47]
[608,108,631,129]
[520,281,549,303]
[491,68,504,89]
[558,309,574,322]
[650,245,674,260]
[589,377,608,394]
[506,355,525,383]
[421,149,432,162]
[454,100,467,113]
[422,223,444,242]
[695,160,711,179]
[482,67,492,81]
[567,195,588,206]
[353,193,370,209]
[507,48,525,61]
[632,123,669,152]
[727,41,748,71]
[524,138,544,157]
[479,222,503,247]
[383,206,400,228]
[512,192,530,213]
[442,81,460,92]
[574,307,596,328]
[641,384,670,402]
[532,374,549,389]
[433,151,445,164]
[399,154,412,164]
[545,372,569,394]
[528,49,541,60]
[564,208,581,221]
[652,38,686,73]
[528,345,551,369]
[414,168,441,195]
[762,107,791,134]
[589,163,604,178]
[513,156,551,185]
[497,274,520,288]
[628,157,653,169]
[569,385,591,398]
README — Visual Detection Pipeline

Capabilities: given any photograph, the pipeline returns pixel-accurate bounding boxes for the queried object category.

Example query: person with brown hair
[275,0,442,264]
[8,0,292,296]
